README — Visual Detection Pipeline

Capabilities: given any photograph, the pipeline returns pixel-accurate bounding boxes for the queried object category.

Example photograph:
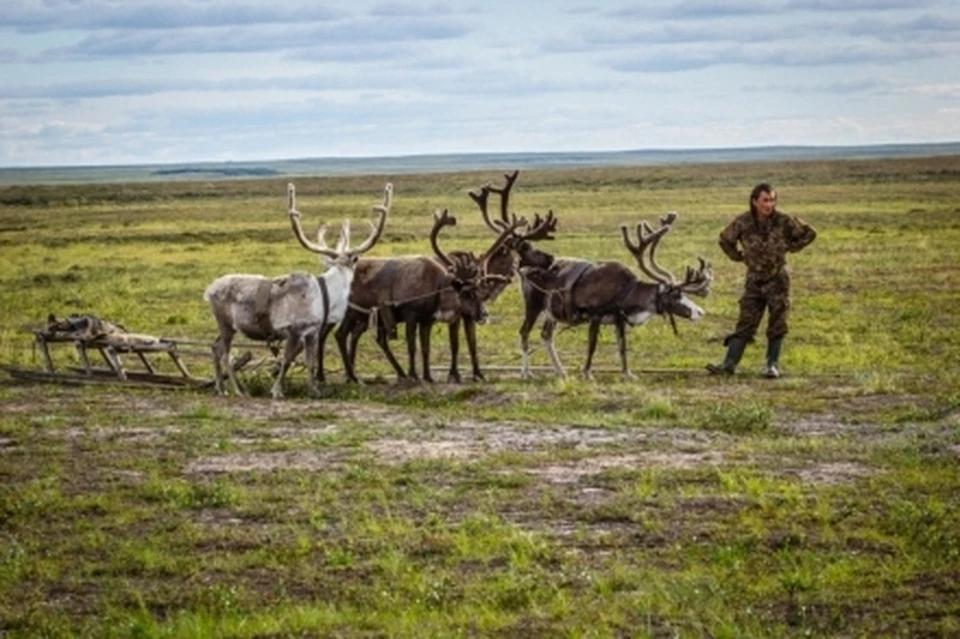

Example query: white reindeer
[204,182,391,398]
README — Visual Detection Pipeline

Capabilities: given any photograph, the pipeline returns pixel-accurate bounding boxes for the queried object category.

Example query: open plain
[1,157,959,637]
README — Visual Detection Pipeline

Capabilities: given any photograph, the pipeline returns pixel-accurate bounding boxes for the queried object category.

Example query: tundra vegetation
[1,157,959,637]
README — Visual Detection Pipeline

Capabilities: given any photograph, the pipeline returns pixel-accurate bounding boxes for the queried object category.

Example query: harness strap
[565,261,593,290]
[348,284,459,336]
[318,276,330,326]
[520,262,593,317]
[653,283,680,336]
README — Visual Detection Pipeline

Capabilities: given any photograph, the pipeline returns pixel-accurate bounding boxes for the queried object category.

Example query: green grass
[1,157,959,637]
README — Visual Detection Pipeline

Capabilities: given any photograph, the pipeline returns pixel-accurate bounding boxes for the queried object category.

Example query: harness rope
[520,270,681,335]
[348,285,460,331]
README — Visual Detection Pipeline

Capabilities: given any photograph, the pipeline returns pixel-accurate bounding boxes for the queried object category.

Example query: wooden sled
[0,314,252,390]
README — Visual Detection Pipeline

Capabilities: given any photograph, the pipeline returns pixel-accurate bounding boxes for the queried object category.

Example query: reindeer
[442,171,556,382]
[204,182,390,398]
[518,212,712,380]
[330,211,526,384]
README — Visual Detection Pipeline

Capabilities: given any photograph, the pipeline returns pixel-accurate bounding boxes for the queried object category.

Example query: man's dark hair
[749,183,773,215]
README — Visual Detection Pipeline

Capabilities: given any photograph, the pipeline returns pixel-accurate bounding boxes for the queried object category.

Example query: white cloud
[0,2,344,32]
[901,83,960,99]
[0,0,958,166]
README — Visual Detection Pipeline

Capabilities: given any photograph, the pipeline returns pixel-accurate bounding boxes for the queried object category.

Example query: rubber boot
[763,336,783,379]
[706,337,747,375]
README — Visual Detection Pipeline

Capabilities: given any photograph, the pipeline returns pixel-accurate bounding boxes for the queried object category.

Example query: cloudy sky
[1,0,958,167]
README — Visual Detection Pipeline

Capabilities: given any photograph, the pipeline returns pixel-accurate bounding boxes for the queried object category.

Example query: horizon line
[3,140,960,172]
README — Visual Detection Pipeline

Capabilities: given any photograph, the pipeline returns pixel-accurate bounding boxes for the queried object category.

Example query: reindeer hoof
[622,371,637,382]
[472,371,485,382]
[447,372,462,384]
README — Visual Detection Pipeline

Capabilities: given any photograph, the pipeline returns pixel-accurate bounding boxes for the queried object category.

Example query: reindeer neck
[319,263,355,289]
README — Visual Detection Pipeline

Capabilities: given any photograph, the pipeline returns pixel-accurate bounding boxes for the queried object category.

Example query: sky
[1,0,958,167]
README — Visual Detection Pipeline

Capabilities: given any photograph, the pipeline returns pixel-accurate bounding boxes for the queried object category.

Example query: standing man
[707,183,817,378]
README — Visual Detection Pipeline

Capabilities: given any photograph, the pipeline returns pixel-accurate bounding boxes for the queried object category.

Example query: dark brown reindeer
[518,212,712,380]
[441,171,557,382]
[328,210,525,384]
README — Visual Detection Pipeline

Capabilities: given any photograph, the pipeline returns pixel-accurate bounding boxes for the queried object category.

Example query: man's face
[753,190,775,218]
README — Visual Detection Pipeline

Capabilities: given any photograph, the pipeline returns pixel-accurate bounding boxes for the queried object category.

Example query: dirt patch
[217,397,418,427]
[361,415,734,469]
[363,420,631,463]
[185,450,340,474]
[529,452,724,484]
[227,425,340,446]
[777,412,894,438]
[59,425,182,443]
[788,461,879,486]
[365,439,479,463]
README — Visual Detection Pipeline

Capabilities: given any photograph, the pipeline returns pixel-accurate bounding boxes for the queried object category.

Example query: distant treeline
[153,167,279,177]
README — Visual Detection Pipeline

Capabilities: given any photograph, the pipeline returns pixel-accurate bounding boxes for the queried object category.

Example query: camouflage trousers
[725,270,790,345]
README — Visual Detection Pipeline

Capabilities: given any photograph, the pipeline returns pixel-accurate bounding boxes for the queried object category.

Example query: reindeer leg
[272,333,300,399]
[464,316,484,382]
[274,339,303,378]
[519,298,543,380]
[582,318,601,381]
[542,318,566,378]
[420,320,434,383]
[315,322,335,384]
[219,329,246,397]
[336,315,361,383]
[371,316,406,382]
[210,333,228,396]
[404,317,420,381]
[447,320,462,384]
[615,318,635,381]
[304,332,320,397]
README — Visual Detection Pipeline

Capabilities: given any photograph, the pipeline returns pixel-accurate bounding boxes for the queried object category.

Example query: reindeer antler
[486,170,519,226]
[468,184,501,234]
[429,208,459,270]
[621,212,712,294]
[289,182,391,260]
[518,210,557,242]
[288,183,340,259]
[347,183,391,257]
[680,256,713,297]
[470,171,558,247]
[479,213,527,273]
[620,218,673,285]
[447,251,481,284]
[646,212,678,283]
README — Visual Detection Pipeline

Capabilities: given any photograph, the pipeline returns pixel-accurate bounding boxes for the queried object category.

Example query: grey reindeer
[204,182,390,398]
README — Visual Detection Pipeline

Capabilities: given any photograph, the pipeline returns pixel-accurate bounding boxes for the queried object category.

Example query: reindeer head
[287,182,391,269]
[620,212,712,324]
[468,170,556,274]
[430,208,526,323]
